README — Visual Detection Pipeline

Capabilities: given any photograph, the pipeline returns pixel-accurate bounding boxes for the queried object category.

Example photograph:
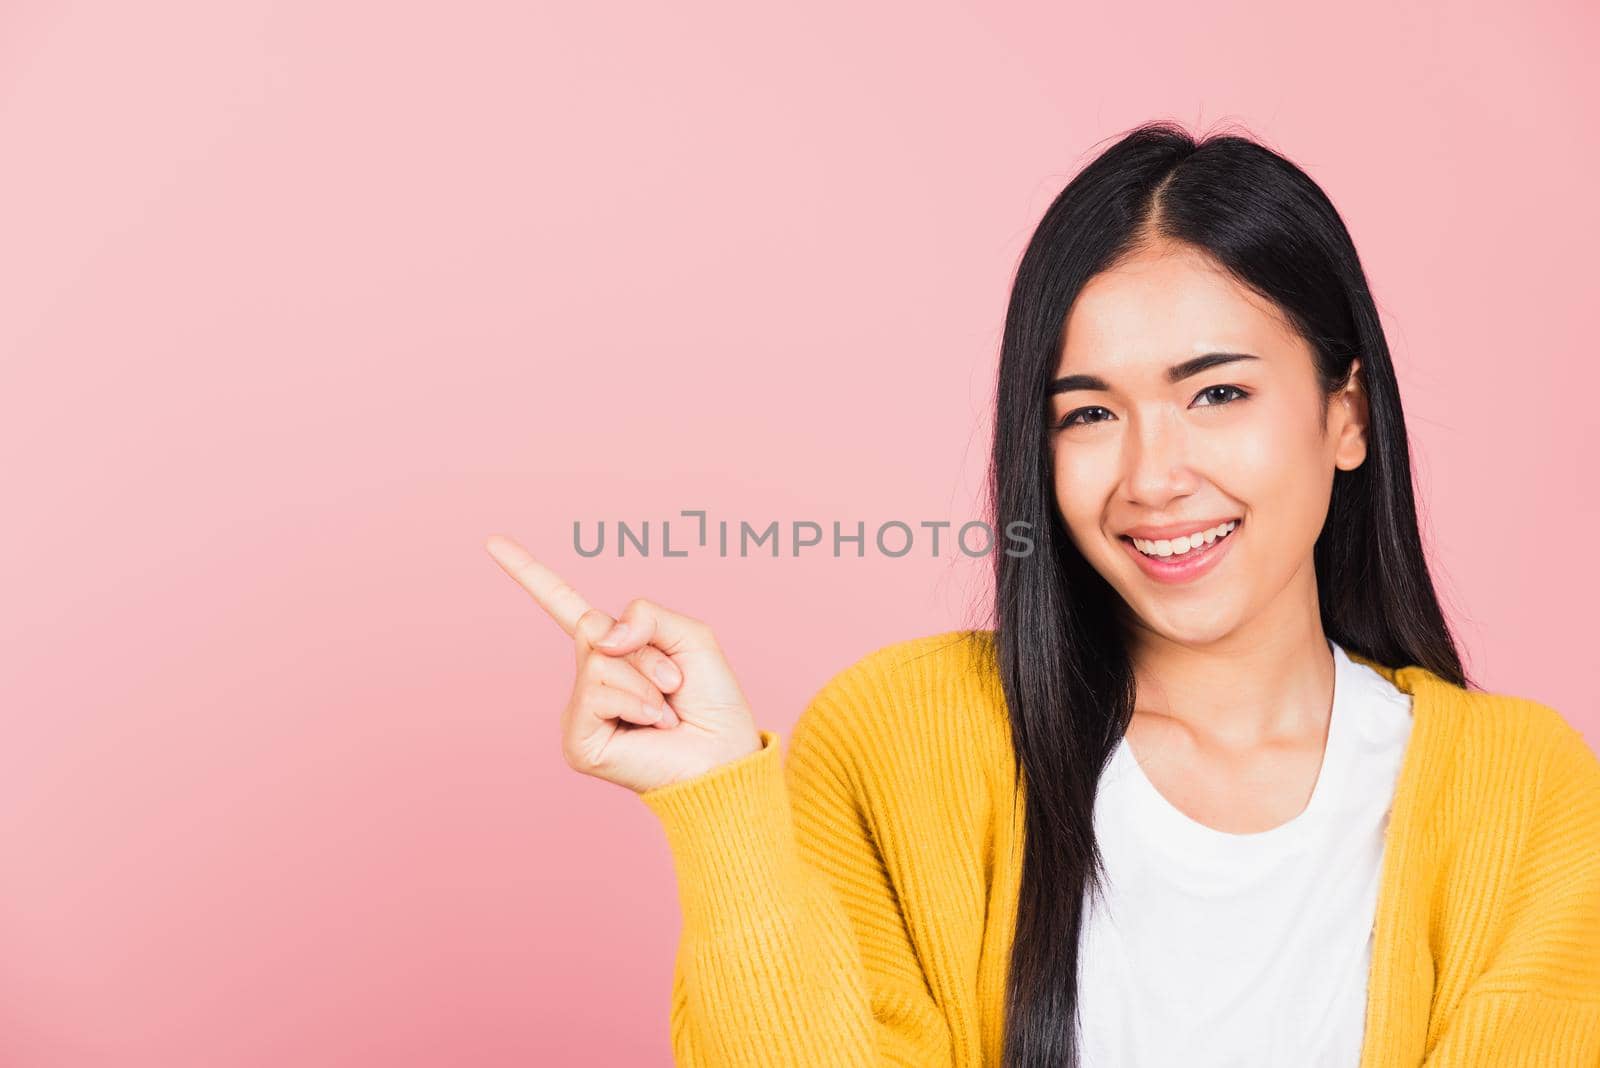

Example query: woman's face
[1049,240,1369,647]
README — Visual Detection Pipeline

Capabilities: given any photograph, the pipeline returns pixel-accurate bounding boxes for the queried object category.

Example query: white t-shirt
[1076,640,1414,1066]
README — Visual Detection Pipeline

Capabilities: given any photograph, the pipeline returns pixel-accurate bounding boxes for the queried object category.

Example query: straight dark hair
[979,122,1469,1066]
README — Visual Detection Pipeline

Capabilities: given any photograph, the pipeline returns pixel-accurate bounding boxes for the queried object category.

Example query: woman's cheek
[1052,445,1115,548]
[1215,416,1327,552]
[1213,416,1276,476]
[1208,418,1292,506]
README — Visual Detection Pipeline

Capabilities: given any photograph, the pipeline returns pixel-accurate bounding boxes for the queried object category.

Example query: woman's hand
[485,534,764,795]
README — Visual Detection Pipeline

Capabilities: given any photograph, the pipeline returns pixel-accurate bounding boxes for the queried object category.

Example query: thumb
[594,597,715,657]
[573,607,618,661]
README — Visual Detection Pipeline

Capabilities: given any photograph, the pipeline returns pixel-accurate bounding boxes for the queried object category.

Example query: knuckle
[624,596,653,617]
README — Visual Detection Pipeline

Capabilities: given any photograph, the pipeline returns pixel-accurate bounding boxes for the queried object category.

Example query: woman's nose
[1122,413,1200,505]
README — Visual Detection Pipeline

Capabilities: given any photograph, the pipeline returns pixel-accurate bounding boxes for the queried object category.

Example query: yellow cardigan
[639,630,1600,1066]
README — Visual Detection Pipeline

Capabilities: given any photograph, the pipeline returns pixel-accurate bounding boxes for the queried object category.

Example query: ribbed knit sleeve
[1418,706,1600,1065]
[636,668,956,1066]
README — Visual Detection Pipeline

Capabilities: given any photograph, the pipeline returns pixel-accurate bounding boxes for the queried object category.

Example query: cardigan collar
[1343,650,1460,1067]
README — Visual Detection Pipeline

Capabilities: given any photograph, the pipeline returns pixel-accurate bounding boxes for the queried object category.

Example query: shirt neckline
[1111,638,1357,854]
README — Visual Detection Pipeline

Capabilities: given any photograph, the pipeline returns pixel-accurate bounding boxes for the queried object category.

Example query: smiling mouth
[1120,518,1241,560]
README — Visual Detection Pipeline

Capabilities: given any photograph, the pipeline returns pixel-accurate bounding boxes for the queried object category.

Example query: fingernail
[655,703,676,726]
[652,662,679,689]
[596,622,627,649]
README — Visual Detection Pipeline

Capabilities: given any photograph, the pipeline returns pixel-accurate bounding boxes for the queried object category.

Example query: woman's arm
[1420,712,1600,1065]
[639,686,955,1066]
[482,539,954,1062]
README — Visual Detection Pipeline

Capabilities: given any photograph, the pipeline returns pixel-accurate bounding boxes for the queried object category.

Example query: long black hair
[980,121,1468,1066]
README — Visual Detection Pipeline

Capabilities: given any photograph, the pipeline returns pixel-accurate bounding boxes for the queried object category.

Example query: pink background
[3,1,1596,1064]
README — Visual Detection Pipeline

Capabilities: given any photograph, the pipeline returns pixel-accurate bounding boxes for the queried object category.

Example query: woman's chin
[1126,599,1244,648]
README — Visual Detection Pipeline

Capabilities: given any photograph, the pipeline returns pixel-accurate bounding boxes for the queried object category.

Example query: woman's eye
[1193,384,1249,407]
[1056,406,1113,429]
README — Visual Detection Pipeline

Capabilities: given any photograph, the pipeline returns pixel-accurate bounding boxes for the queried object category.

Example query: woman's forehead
[1058,252,1302,377]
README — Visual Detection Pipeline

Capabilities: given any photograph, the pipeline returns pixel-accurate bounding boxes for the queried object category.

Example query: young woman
[488,123,1600,1066]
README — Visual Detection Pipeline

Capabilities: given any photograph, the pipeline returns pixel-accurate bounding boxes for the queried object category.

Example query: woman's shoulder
[833,627,1001,687]
[1407,675,1600,985]
[1415,669,1588,754]
[788,628,1010,780]
[810,627,1002,708]
[1402,665,1600,808]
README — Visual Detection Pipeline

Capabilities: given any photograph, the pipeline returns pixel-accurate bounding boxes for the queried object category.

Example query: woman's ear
[1333,358,1369,471]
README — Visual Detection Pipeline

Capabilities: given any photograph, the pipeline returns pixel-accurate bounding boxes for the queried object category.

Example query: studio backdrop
[2,1,1596,1065]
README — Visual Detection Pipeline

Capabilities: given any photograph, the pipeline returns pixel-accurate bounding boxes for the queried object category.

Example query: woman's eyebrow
[1048,351,1261,394]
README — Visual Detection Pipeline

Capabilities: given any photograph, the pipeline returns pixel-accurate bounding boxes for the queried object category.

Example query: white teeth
[1132,520,1236,558]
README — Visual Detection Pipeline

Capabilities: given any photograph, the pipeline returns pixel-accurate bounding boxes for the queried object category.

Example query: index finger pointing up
[484,534,593,636]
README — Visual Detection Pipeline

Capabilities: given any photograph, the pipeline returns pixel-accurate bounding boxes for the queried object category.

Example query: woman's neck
[1124,590,1335,748]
